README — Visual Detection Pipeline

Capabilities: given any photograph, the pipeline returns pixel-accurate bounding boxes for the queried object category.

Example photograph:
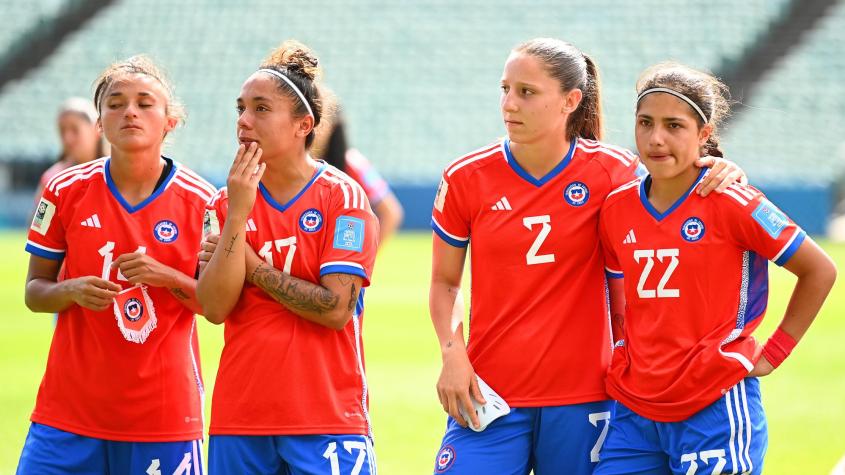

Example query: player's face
[635,93,712,180]
[58,113,99,164]
[98,74,176,154]
[236,73,313,162]
[500,52,581,145]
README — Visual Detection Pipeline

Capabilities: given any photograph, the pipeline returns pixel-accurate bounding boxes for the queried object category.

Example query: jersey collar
[259,161,327,212]
[104,157,177,214]
[639,167,707,221]
[503,138,576,187]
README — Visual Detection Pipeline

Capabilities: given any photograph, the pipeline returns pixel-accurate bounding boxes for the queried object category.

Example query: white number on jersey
[680,449,727,475]
[588,411,612,463]
[523,215,554,265]
[99,241,146,281]
[258,237,297,274]
[633,248,680,298]
[322,441,368,475]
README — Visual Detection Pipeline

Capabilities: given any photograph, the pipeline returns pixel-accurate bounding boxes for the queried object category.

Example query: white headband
[257,68,314,118]
[636,87,708,123]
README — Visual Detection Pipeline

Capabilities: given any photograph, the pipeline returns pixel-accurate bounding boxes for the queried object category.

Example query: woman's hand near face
[227,142,265,220]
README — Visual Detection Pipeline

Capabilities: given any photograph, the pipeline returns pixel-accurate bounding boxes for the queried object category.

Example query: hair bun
[262,40,321,82]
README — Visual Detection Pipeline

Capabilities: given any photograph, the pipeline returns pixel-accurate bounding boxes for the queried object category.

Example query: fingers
[458,391,480,429]
[88,277,122,293]
[229,143,247,176]
[446,396,467,428]
[198,250,214,263]
[232,142,261,179]
[469,376,486,405]
[696,159,727,197]
[714,170,743,193]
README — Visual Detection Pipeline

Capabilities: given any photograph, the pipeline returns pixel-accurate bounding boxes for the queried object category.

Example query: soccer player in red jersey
[19,56,214,474]
[595,63,837,474]
[429,38,746,474]
[197,41,379,474]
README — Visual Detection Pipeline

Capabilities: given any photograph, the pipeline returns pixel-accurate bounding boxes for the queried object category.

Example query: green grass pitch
[0,231,843,474]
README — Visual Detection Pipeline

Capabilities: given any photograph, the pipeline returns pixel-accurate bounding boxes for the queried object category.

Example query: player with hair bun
[198,40,379,474]
[595,62,837,474]
[19,55,214,474]
[429,39,747,474]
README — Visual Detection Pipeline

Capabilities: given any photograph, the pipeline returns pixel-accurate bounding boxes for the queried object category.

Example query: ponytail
[568,54,603,141]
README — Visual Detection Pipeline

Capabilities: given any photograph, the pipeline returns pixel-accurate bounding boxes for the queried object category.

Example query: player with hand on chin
[18,55,214,474]
[595,62,837,474]
[197,40,379,474]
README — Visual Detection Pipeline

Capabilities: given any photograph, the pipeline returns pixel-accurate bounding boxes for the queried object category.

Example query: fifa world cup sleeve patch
[333,216,365,252]
[203,208,220,236]
[434,178,448,213]
[31,197,57,236]
[751,199,789,239]
[113,285,158,344]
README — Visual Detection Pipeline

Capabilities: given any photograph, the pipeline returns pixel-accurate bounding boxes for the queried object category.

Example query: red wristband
[761,327,798,369]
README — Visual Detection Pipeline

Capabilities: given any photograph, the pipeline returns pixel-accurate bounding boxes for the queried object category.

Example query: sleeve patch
[333,216,365,252]
[203,209,220,235]
[751,199,789,239]
[434,178,448,213]
[31,198,57,236]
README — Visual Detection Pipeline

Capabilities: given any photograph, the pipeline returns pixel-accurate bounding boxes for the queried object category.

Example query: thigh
[432,409,534,475]
[108,439,204,475]
[277,434,375,475]
[663,378,767,475]
[533,400,616,475]
[593,403,671,475]
[209,435,284,475]
[17,423,106,475]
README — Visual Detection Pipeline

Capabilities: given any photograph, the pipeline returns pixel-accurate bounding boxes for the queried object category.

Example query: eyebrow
[637,113,689,122]
[108,91,153,98]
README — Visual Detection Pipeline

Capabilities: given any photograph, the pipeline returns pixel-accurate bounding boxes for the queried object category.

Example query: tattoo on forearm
[170,288,190,300]
[446,340,453,348]
[348,283,357,312]
[224,233,238,258]
[251,264,338,314]
[248,261,265,283]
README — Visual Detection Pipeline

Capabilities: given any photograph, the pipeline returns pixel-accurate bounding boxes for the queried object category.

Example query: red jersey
[431,138,640,406]
[344,148,391,206]
[207,162,379,436]
[599,169,806,422]
[25,157,215,442]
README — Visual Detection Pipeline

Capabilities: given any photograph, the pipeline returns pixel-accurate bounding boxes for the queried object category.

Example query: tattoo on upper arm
[224,233,238,258]
[348,283,357,312]
[170,288,190,300]
[335,274,353,286]
[251,264,339,314]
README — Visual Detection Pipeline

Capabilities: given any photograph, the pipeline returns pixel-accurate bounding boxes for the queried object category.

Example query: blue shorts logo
[123,298,144,322]
[333,216,365,252]
[154,220,179,243]
[564,181,589,206]
[681,217,705,242]
[299,208,323,232]
[435,445,456,473]
[752,199,788,239]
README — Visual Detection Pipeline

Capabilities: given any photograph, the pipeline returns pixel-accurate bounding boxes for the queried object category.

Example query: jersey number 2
[523,215,554,265]
[633,248,680,298]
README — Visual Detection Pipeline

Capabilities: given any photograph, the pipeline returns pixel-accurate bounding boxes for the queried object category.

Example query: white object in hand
[459,375,511,432]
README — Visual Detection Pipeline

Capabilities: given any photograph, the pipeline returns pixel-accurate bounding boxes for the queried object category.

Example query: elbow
[200,307,228,325]
[327,310,354,331]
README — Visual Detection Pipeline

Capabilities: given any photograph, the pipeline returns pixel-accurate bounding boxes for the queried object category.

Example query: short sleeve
[430,170,472,248]
[599,203,623,279]
[25,185,66,260]
[726,188,806,266]
[319,191,379,287]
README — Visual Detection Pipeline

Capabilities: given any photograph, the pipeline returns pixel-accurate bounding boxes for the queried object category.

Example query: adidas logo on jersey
[491,196,512,211]
[244,218,257,232]
[80,214,101,228]
[622,229,637,244]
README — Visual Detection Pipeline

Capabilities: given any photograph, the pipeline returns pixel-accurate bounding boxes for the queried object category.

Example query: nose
[124,102,139,119]
[237,110,252,130]
[501,90,518,114]
[648,125,666,147]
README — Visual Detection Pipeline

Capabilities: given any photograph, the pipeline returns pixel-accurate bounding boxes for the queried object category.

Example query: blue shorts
[209,434,376,475]
[595,378,768,475]
[17,422,203,475]
[433,401,615,475]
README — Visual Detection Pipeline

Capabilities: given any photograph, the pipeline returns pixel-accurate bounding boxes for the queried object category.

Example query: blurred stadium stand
[0,0,841,233]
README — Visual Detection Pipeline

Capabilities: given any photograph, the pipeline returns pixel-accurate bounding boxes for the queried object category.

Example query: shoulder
[441,140,505,182]
[169,162,217,205]
[603,177,642,212]
[574,138,638,171]
[209,186,228,207]
[316,163,371,212]
[713,180,763,211]
[43,158,107,198]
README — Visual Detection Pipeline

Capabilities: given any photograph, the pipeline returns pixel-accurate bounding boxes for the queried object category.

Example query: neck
[109,148,166,207]
[509,135,572,179]
[648,166,702,213]
[260,150,318,204]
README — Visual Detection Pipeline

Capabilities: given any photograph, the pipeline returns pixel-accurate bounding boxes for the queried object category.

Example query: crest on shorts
[435,445,456,473]
[564,181,589,206]
[681,217,705,242]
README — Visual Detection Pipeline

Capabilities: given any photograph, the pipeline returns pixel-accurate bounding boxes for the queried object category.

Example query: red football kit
[207,162,379,436]
[599,169,806,421]
[431,138,641,406]
[25,157,215,441]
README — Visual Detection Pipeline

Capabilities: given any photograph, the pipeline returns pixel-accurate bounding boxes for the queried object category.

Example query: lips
[121,124,142,130]
[238,138,259,145]
[647,154,672,162]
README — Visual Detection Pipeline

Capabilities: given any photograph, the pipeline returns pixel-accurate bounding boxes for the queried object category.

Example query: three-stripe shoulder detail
[46,159,106,196]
